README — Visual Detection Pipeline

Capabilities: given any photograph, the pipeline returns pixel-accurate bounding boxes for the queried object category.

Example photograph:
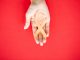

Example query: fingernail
[46,34,49,37]
[40,42,43,46]
[24,24,29,29]
[24,26,27,29]
[36,40,39,44]
[43,40,46,43]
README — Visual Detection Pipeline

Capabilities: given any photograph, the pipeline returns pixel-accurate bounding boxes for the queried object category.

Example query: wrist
[31,0,45,5]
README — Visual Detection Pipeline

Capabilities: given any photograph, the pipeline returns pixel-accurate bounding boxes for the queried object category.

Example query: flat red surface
[0,0,80,60]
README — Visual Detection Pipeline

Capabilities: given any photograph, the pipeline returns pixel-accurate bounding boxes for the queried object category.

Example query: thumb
[24,17,31,30]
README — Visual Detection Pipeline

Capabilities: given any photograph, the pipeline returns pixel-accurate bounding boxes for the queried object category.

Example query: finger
[39,33,43,46]
[34,34,39,44]
[45,22,50,37]
[40,42,43,46]
[43,24,47,43]
[24,5,34,30]
[32,24,38,35]
[32,24,39,44]
[43,38,46,44]
[43,24,46,32]
[38,33,43,42]
[24,17,30,30]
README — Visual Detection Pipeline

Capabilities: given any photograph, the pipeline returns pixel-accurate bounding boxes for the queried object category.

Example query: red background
[0,0,80,60]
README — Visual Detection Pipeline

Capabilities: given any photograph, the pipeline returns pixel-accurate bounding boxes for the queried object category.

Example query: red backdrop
[0,0,80,60]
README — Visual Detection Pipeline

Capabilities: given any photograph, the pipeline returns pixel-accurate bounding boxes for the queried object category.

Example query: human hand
[24,0,50,46]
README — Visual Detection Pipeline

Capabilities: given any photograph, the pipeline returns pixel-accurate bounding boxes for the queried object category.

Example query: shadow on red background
[0,0,80,60]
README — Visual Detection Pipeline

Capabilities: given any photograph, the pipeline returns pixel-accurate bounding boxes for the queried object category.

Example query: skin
[31,0,45,4]
[24,0,50,46]
[32,11,47,46]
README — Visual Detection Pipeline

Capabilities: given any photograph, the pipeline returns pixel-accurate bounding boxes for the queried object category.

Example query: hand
[24,0,50,46]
